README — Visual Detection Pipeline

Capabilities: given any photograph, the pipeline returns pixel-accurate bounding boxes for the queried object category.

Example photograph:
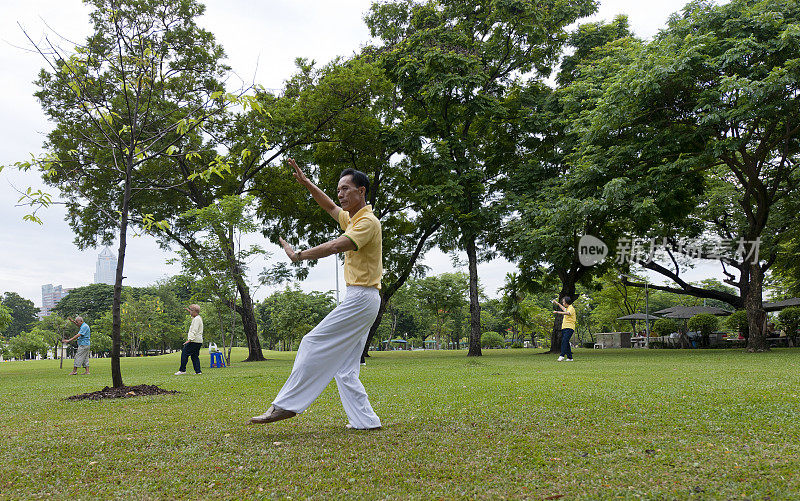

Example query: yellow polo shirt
[562,304,577,330]
[338,205,382,289]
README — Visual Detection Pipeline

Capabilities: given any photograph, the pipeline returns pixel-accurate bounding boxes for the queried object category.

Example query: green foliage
[688,314,719,337]
[257,287,335,350]
[119,295,173,355]
[777,307,800,342]
[52,284,115,324]
[367,0,598,355]
[376,284,433,346]
[7,329,49,359]
[174,195,265,304]
[0,303,11,333]
[91,332,113,354]
[22,0,241,385]
[725,310,749,337]
[577,0,800,348]
[502,17,637,314]
[1,292,40,338]
[652,318,679,337]
[480,331,504,349]
[414,273,469,349]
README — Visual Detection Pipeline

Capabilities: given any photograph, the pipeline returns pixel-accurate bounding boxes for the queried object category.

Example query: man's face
[337,175,364,212]
[76,319,83,326]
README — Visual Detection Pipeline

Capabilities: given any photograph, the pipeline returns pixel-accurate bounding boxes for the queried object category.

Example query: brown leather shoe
[249,405,296,424]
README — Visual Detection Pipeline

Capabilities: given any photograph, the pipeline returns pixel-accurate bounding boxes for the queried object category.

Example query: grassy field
[1,347,799,500]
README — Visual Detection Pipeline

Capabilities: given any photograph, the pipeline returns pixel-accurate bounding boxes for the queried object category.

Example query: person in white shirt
[175,304,203,375]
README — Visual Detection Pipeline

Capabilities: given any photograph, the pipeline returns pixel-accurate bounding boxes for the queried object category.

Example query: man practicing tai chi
[250,158,382,430]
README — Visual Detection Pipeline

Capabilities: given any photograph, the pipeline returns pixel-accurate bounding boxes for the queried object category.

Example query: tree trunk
[221,234,264,361]
[745,263,768,352]
[110,164,132,388]
[466,235,482,357]
[234,286,264,362]
[363,293,389,357]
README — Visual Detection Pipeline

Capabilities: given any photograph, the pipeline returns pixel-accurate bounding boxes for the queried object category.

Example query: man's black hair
[340,168,370,198]
[563,296,573,305]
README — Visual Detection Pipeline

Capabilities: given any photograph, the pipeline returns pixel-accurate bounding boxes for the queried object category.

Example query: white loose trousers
[271,286,382,429]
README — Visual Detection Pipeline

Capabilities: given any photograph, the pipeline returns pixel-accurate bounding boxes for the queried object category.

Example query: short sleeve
[338,209,350,231]
[344,217,378,251]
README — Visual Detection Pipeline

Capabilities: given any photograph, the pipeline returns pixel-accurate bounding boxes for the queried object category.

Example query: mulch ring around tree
[67,384,177,401]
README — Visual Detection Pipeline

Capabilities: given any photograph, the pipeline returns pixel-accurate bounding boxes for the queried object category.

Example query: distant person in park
[249,158,382,430]
[552,297,577,362]
[63,316,90,375]
[175,304,203,375]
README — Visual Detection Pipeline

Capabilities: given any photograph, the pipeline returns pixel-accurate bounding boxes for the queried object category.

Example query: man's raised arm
[288,158,341,221]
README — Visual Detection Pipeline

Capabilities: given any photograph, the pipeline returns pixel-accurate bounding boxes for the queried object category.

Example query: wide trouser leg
[74,345,90,368]
[335,335,381,429]
[272,287,380,423]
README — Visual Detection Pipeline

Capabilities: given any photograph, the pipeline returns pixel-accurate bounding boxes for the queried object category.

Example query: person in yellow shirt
[552,296,577,361]
[250,158,382,430]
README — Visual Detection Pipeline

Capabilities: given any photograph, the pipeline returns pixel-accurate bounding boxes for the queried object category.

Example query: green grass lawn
[1,348,799,500]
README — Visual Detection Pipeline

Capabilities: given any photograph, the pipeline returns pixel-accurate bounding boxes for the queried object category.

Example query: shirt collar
[349,205,373,222]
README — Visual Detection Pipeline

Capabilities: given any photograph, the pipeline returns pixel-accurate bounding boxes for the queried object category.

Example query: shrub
[778,307,800,343]
[725,310,748,338]
[652,318,679,337]
[688,314,719,348]
[480,332,504,349]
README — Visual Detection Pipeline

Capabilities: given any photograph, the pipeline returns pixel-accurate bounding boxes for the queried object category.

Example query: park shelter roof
[660,306,733,319]
[653,306,680,315]
[763,298,800,312]
[616,313,662,321]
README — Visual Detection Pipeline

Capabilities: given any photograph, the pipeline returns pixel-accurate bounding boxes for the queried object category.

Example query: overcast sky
[0,0,719,308]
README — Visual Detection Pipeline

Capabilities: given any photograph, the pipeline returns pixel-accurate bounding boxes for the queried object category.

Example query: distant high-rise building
[40,284,72,318]
[94,247,116,285]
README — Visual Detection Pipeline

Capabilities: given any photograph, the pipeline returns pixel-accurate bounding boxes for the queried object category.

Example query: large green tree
[24,0,236,386]
[172,194,266,361]
[501,17,643,352]
[1,292,40,338]
[414,272,469,350]
[52,284,115,324]
[582,0,800,351]
[366,0,597,356]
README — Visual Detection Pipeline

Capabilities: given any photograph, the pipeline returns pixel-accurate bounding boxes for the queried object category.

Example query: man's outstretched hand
[279,237,300,263]
[287,158,310,187]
